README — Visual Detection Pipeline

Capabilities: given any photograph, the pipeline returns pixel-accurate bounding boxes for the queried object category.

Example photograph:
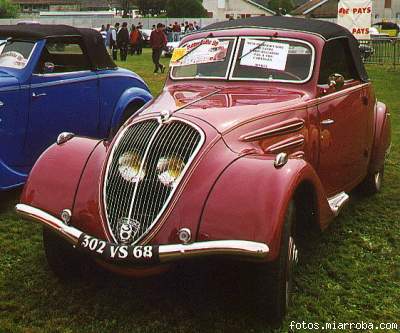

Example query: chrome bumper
[16,204,269,264]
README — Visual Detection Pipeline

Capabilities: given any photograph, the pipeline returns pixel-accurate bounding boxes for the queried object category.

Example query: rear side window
[318,38,359,84]
[36,37,91,73]
[46,42,84,55]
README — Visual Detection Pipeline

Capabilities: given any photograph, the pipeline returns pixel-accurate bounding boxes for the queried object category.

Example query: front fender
[110,87,153,130]
[369,101,391,174]
[20,137,102,218]
[199,155,334,261]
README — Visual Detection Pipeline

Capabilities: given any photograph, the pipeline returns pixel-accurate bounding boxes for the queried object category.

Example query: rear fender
[199,155,334,261]
[0,159,27,191]
[110,87,153,131]
[369,101,391,174]
[20,137,101,218]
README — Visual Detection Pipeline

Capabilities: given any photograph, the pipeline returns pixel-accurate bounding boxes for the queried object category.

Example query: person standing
[100,25,107,46]
[111,23,120,60]
[130,25,140,55]
[105,24,112,52]
[117,22,130,61]
[150,23,167,74]
[172,21,180,42]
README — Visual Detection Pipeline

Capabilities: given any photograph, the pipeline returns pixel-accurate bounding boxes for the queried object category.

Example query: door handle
[321,119,335,126]
[32,92,47,98]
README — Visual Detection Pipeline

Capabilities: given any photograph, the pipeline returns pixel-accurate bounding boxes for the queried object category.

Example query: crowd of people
[99,20,202,73]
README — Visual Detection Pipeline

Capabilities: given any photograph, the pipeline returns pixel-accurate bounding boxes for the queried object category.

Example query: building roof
[245,0,276,14]
[202,16,368,82]
[291,0,329,16]
[0,24,116,70]
[12,0,78,4]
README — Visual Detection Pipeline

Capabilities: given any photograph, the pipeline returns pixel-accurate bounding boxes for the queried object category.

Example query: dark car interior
[35,36,91,74]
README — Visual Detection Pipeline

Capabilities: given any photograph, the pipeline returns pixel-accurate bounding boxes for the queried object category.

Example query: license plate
[77,234,159,264]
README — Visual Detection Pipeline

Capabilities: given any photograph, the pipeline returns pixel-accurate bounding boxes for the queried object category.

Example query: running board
[328,192,350,216]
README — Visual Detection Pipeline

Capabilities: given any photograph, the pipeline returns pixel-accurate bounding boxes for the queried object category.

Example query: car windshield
[0,39,35,69]
[231,37,314,83]
[170,37,236,79]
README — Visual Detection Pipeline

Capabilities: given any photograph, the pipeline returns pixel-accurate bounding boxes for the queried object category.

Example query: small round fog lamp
[178,228,191,244]
[61,209,72,225]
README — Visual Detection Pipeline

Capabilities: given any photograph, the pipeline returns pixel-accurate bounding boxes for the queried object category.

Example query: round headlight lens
[157,156,185,187]
[118,151,145,183]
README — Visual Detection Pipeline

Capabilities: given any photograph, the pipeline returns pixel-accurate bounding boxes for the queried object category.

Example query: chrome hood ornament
[160,110,172,123]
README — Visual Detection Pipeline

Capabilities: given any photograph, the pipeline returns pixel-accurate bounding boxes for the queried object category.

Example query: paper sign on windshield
[171,39,229,67]
[171,47,187,62]
[240,40,289,71]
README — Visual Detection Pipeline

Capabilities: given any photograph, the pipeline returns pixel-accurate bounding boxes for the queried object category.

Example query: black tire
[359,166,384,195]
[43,227,84,280]
[254,200,298,324]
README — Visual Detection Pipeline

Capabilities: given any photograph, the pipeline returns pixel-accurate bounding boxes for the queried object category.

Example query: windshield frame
[169,36,238,81]
[229,36,316,84]
[0,38,37,70]
[169,34,316,84]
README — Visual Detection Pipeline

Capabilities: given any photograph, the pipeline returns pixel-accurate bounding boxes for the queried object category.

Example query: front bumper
[16,204,269,264]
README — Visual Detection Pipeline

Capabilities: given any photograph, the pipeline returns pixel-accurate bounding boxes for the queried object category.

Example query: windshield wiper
[238,33,278,61]
[174,32,214,63]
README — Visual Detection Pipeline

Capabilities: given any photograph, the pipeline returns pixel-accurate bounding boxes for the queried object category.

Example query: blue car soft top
[0,24,116,70]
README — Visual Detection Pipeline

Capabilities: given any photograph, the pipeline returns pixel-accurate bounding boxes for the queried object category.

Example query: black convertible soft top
[0,24,116,70]
[203,16,368,82]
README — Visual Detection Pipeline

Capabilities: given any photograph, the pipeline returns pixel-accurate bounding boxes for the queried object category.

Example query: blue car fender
[110,87,153,131]
[0,159,27,191]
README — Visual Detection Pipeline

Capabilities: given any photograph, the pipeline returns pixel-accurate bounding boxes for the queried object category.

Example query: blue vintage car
[0,24,152,190]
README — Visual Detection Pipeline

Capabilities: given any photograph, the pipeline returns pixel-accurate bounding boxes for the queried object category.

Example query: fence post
[394,39,397,68]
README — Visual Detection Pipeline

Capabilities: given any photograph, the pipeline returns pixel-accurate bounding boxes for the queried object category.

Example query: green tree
[166,0,207,18]
[137,0,166,16]
[0,0,18,18]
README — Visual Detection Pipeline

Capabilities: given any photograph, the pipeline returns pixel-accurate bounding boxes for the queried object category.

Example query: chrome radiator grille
[103,118,204,245]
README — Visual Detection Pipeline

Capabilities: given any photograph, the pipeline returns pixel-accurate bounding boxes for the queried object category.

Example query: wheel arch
[369,101,391,174]
[110,87,153,133]
[198,155,334,261]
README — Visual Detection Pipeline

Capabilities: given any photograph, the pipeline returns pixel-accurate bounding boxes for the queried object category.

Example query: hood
[0,69,19,89]
[141,82,310,133]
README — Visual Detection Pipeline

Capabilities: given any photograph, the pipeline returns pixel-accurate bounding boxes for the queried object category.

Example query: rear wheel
[254,201,298,324]
[359,166,384,195]
[43,228,85,280]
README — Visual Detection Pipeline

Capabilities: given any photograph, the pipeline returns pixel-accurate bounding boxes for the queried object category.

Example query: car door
[25,37,99,165]
[316,38,371,195]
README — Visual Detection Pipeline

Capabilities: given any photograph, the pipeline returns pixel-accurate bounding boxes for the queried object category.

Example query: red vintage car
[16,17,391,322]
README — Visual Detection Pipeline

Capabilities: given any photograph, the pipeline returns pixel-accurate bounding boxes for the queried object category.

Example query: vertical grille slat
[103,118,204,245]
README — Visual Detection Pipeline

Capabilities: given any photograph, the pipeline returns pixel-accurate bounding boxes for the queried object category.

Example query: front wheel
[253,201,298,323]
[43,228,85,280]
[359,166,384,195]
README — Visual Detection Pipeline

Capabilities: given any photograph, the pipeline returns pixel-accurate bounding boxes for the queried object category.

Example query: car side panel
[317,83,371,195]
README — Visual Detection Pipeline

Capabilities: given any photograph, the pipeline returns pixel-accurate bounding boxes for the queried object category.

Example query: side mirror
[43,62,55,74]
[328,73,345,90]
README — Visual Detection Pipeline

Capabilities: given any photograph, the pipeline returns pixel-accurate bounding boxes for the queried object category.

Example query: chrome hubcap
[286,236,298,307]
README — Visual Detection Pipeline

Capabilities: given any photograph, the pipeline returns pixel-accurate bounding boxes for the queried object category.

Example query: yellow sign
[171,47,187,63]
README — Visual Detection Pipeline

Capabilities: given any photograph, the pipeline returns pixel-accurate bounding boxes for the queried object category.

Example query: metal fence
[359,38,400,66]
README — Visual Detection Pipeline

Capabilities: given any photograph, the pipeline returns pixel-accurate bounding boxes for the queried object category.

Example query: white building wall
[373,0,400,19]
[203,0,273,19]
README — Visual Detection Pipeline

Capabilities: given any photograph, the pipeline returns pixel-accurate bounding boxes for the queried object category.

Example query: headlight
[157,156,185,187]
[118,151,145,183]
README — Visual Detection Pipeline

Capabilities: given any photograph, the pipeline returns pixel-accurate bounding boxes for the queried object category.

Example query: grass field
[0,49,399,332]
